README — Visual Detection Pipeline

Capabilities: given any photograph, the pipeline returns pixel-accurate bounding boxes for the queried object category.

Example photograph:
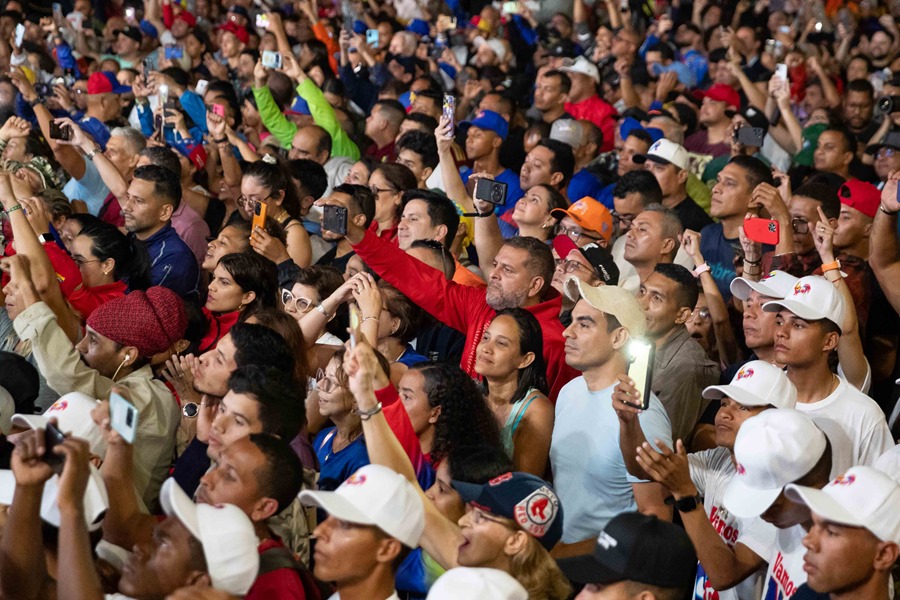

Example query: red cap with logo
[839,179,880,219]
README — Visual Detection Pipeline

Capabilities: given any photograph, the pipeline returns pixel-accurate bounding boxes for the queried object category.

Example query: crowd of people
[0,0,900,598]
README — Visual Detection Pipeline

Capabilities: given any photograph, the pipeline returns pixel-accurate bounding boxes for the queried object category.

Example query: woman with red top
[199,252,278,353]
[67,219,151,322]
[367,163,417,243]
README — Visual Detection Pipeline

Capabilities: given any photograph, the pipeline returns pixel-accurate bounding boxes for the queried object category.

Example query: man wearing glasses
[551,197,614,249]
[866,132,900,188]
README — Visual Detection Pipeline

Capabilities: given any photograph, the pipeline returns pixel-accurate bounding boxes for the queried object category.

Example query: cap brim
[730,277,783,302]
[160,478,201,540]
[450,479,485,504]
[557,552,624,585]
[298,489,379,526]
[722,478,782,519]
[702,384,768,406]
[11,413,48,431]
[762,299,827,322]
[784,484,865,529]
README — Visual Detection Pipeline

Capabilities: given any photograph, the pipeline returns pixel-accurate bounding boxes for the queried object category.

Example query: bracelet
[880,203,899,215]
[743,256,761,265]
[315,303,332,318]
[692,262,710,278]
[358,402,383,421]
[821,259,841,273]
[5,204,22,214]
[361,316,378,324]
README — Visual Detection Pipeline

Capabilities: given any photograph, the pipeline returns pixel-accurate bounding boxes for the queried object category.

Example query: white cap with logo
[559,56,600,83]
[550,119,583,149]
[427,567,528,600]
[702,360,797,409]
[12,392,108,458]
[160,478,260,595]
[0,464,109,531]
[730,270,799,302]
[634,139,689,170]
[723,409,827,519]
[786,466,900,545]
[299,464,425,548]
[762,275,846,333]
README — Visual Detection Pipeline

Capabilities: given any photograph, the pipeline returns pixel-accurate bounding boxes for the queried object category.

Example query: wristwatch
[182,402,199,418]
[85,145,101,161]
[666,494,704,513]
[37,232,53,244]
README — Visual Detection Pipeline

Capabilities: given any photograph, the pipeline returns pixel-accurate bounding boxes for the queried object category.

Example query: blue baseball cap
[353,19,367,35]
[466,110,508,141]
[407,18,430,37]
[287,95,311,116]
[619,116,664,144]
[453,472,563,550]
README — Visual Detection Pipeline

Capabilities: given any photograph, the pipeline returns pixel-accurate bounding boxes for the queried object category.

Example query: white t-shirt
[759,525,807,599]
[550,376,672,543]
[328,593,400,600]
[689,447,771,600]
[795,377,894,477]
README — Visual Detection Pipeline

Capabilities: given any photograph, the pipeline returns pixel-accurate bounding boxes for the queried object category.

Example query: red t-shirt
[3,240,82,298]
[68,280,127,321]
[246,539,308,600]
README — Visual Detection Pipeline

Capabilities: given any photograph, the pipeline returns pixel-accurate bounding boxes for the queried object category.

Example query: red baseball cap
[87,71,132,95]
[217,21,249,45]
[839,179,880,219]
[699,83,740,110]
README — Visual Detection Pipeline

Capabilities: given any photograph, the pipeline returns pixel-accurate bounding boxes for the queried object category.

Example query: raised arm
[436,117,473,213]
[870,172,900,311]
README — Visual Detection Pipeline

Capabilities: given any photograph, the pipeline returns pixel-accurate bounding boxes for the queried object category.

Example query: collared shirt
[138,223,199,298]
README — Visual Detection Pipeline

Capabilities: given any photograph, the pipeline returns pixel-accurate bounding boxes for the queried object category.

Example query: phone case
[626,340,655,410]
[110,393,139,444]
[744,217,780,246]
[251,201,268,233]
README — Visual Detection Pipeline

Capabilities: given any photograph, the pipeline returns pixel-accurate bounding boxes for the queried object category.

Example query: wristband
[743,256,761,265]
[881,203,899,215]
[692,262,710,277]
[315,303,332,319]
[361,316,378,324]
[358,402,383,421]
[4,204,21,214]
[26,97,40,108]
[821,259,841,273]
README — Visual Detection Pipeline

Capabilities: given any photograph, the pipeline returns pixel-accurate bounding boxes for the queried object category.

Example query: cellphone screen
[626,339,654,411]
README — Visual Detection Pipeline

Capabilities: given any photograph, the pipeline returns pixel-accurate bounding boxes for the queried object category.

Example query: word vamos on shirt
[765,551,800,599]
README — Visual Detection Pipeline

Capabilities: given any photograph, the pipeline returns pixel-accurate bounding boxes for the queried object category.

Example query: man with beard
[338,207,578,400]
[844,80,881,150]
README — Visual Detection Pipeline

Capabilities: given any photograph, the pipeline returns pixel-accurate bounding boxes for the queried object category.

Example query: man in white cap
[614,360,797,600]
[559,55,616,153]
[551,279,672,553]
[786,466,900,599]
[722,409,834,599]
[762,275,892,475]
[427,567,527,600]
[634,139,713,232]
[299,464,425,600]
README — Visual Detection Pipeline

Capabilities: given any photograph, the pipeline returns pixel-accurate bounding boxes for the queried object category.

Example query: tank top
[500,388,540,458]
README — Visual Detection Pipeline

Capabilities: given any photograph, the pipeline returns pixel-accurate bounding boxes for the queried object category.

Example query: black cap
[228,4,250,18]
[557,512,698,588]
[578,243,619,286]
[866,131,900,155]
[114,26,142,43]
[739,106,769,134]
[544,39,577,58]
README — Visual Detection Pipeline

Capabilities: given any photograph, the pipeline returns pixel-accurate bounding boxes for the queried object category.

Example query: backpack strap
[259,546,333,600]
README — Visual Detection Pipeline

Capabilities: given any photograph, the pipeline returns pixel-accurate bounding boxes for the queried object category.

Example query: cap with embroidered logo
[762,275,846,333]
[633,139,689,170]
[467,109,508,141]
[551,197,614,242]
[702,359,797,409]
[730,269,799,301]
[786,466,900,545]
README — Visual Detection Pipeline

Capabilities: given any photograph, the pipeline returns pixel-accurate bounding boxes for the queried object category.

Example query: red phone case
[744,217,780,246]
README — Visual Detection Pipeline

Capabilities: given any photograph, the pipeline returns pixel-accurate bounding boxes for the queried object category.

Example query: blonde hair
[493,515,572,600]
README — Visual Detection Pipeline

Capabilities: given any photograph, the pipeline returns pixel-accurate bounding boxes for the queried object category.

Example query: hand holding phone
[261,50,282,69]
[251,201,268,233]
[442,94,455,133]
[43,421,67,471]
[366,28,379,48]
[743,216,780,245]
[624,339,654,410]
[110,392,139,444]
[322,204,349,235]
[49,121,72,141]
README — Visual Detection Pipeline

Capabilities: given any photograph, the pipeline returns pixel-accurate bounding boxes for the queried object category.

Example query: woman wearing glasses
[368,163,417,243]
[199,252,278,353]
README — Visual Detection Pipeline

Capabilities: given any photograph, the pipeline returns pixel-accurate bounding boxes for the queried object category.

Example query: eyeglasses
[791,218,809,234]
[562,259,593,275]
[466,505,512,527]
[314,368,340,393]
[370,185,397,196]
[73,257,101,267]
[239,194,272,208]
[611,210,635,226]
[281,288,314,313]
[876,148,896,159]
[692,307,711,321]
[558,224,601,243]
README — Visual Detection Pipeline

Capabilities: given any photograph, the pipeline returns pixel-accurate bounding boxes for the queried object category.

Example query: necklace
[324,427,362,462]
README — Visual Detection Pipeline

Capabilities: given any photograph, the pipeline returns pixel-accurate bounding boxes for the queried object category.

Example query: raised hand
[634,439,698,498]
[10,426,56,488]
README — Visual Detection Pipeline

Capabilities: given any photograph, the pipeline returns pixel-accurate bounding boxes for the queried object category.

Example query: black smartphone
[735,126,765,147]
[625,339,654,410]
[49,121,72,141]
[323,205,348,235]
[43,421,66,470]
[142,57,152,82]
[474,178,508,205]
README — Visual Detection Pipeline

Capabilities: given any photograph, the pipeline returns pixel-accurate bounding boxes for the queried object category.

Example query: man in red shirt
[561,56,617,153]
[341,215,578,401]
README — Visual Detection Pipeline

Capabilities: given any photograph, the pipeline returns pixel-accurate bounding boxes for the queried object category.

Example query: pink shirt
[170,201,210,265]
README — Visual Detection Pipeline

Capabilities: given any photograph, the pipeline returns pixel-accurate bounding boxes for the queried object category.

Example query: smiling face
[397,199,440,250]
[475,314,533,379]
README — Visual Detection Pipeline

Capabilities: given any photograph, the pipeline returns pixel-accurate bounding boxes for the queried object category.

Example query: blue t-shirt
[62,157,111,216]
[567,169,606,206]
[397,344,428,367]
[699,222,739,301]
[460,167,524,216]
[141,223,199,298]
[596,182,615,210]
[550,376,672,543]
[314,427,370,492]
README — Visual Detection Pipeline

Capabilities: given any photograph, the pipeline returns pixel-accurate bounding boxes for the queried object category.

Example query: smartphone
[744,217,780,245]
[164,45,184,60]
[348,303,363,348]
[125,7,136,22]
[448,16,457,28]
[775,63,788,80]
[474,178,508,205]
[256,13,269,29]
[251,200,267,233]
[501,1,520,14]
[14,23,24,48]
[52,2,62,17]
[442,94,455,132]
[110,392,139,444]
[366,28,379,48]
[158,83,169,108]
[142,56,152,81]
[49,121,72,141]
[323,204,348,235]
[261,50,282,69]
[625,339,654,410]
[43,421,66,470]
[195,79,208,97]
[735,126,765,147]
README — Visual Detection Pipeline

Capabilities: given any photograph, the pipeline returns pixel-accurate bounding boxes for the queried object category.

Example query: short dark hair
[502,236,555,298]
[536,139,575,188]
[132,164,182,210]
[846,78,875,98]
[396,130,439,170]
[542,70,571,95]
[626,128,654,146]
[288,158,328,200]
[402,112,439,132]
[301,124,333,157]
[332,183,376,228]
[373,99,407,127]
[822,126,855,155]
[248,432,304,514]
[230,323,295,373]
[401,190,460,248]
[613,170,663,206]
[647,41,675,61]
[727,155,775,190]
[160,66,190,88]
[228,365,304,440]
[139,146,182,179]
[793,182,841,219]
[292,265,345,302]
[654,263,699,311]
[414,87,442,108]
[267,71,295,109]
[378,282,425,344]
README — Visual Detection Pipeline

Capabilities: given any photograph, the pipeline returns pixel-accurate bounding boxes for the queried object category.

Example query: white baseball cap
[566,278,647,337]
[634,139,689,170]
[702,360,797,409]
[299,464,425,548]
[874,446,900,481]
[427,567,528,600]
[730,270,799,302]
[12,392,107,458]
[160,478,260,595]
[723,409,827,519]
[550,119,583,149]
[762,275,846,333]
[0,464,109,531]
[559,56,600,84]
[786,466,900,545]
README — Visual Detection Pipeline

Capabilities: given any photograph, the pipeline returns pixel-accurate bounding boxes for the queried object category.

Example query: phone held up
[262,50,282,69]
[49,121,72,141]
[251,200,268,234]
[110,392,139,444]
[624,339,654,411]
[323,205,348,236]
[442,94,455,133]
[744,216,780,246]
[474,178,508,206]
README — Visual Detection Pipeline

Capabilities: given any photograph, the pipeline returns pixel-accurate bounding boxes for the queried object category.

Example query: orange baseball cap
[551,197,614,243]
